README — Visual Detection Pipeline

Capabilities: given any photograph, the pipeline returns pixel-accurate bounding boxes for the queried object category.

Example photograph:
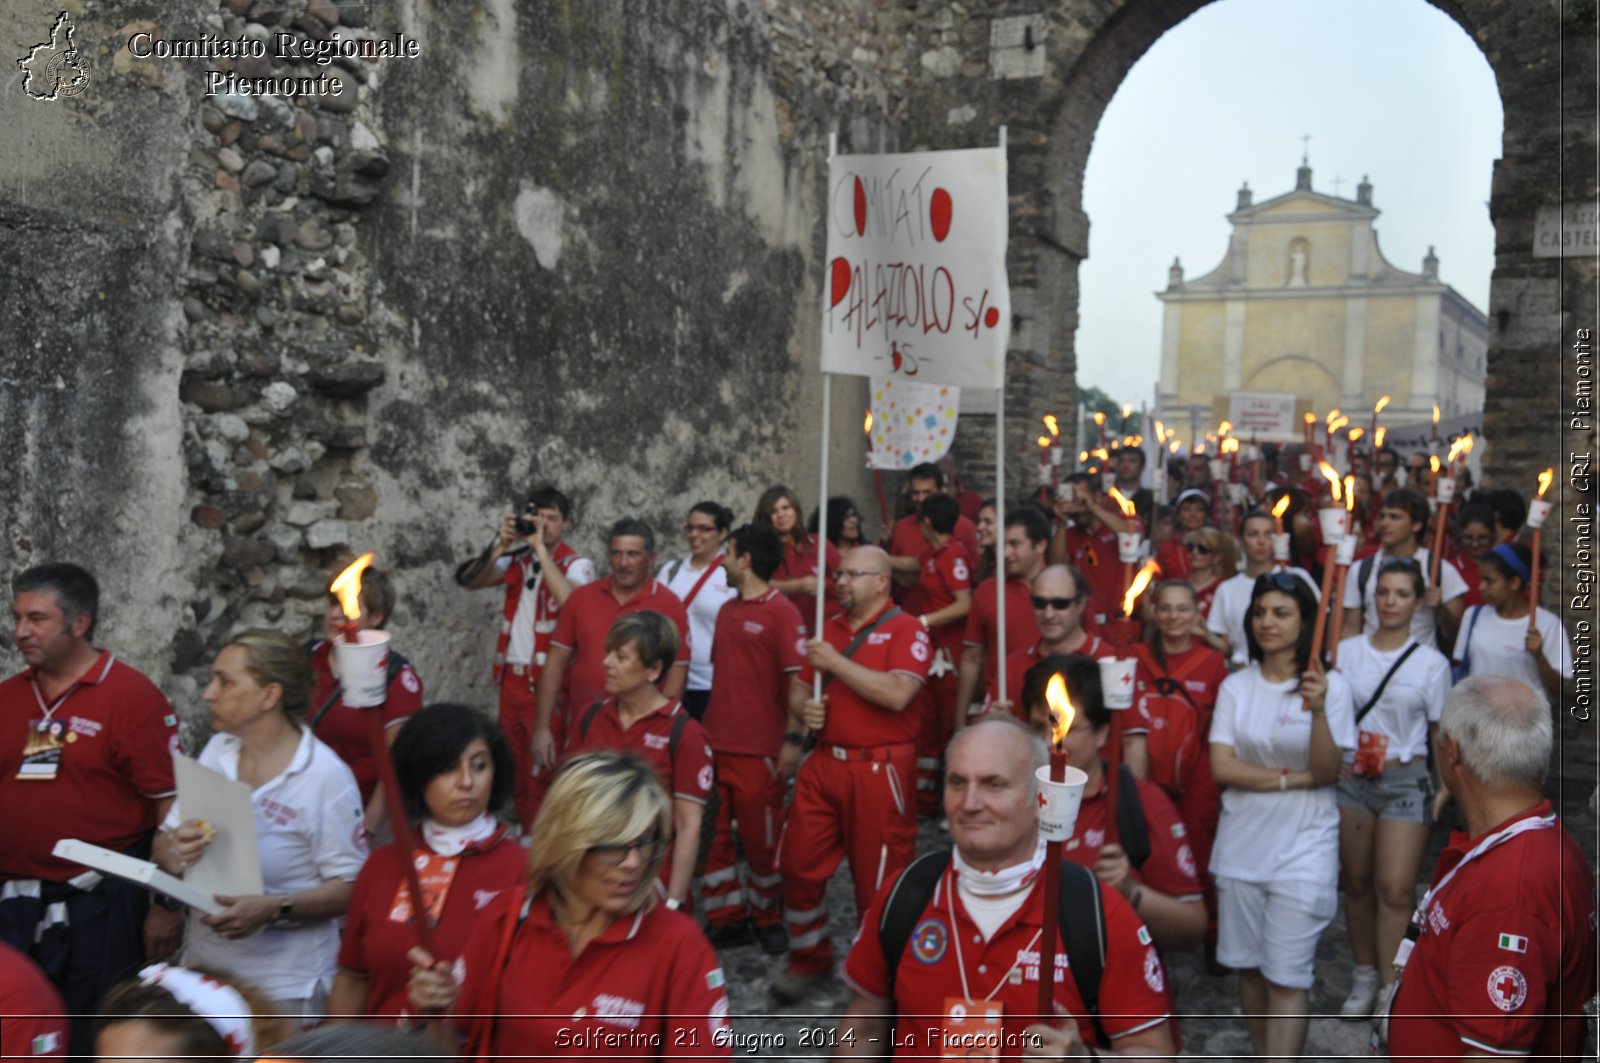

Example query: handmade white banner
[822,147,1009,389]
[866,377,959,470]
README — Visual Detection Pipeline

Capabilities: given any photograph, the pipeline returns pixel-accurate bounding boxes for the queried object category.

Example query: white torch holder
[1317,507,1348,545]
[1098,657,1137,710]
[1436,478,1457,505]
[1051,448,1064,467]
[1037,463,1052,487]
[1116,532,1142,564]
[1299,453,1313,472]
[1209,459,1226,482]
[1528,499,1552,529]
[1035,765,1090,843]
[333,630,392,708]
[1272,533,1291,561]
[1335,534,1357,567]
[1227,483,1247,507]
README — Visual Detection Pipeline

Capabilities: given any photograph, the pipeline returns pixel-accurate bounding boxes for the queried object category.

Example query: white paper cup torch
[1116,532,1142,564]
[1227,482,1247,507]
[1527,499,1552,529]
[1209,459,1226,482]
[1051,448,1064,467]
[1336,535,1357,567]
[1271,533,1291,562]
[1317,507,1348,545]
[1299,453,1313,472]
[1435,478,1457,505]
[1103,473,1117,493]
[1098,657,1137,710]
[334,630,392,708]
[1037,463,1052,487]
[1034,764,1090,842]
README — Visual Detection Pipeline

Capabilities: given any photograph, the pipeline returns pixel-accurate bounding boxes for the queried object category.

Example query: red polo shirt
[0,941,66,1056]
[1388,802,1596,1059]
[565,698,714,804]
[778,535,841,637]
[965,578,1041,705]
[0,652,178,881]
[917,540,973,654]
[1063,771,1203,902]
[336,828,527,1019]
[1060,523,1127,626]
[843,862,1171,1055]
[997,636,1115,715]
[798,603,931,748]
[550,579,692,710]
[703,590,807,757]
[308,639,423,804]
[453,890,732,1060]
[891,514,979,614]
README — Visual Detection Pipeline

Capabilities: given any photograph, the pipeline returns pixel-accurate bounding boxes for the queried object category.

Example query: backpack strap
[1356,553,1377,613]
[1457,604,1484,672]
[307,647,413,731]
[1114,764,1151,871]
[668,706,691,760]
[1059,861,1109,1047]
[578,700,607,741]
[877,850,952,996]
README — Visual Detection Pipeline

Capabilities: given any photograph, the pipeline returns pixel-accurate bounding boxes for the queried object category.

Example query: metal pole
[813,131,838,700]
[994,124,1008,710]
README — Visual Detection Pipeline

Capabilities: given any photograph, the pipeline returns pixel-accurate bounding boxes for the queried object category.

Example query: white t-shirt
[1207,567,1319,665]
[1209,666,1356,885]
[1451,605,1573,689]
[496,551,597,665]
[659,555,737,691]
[1334,635,1451,763]
[167,728,369,1002]
[1340,547,1467,646]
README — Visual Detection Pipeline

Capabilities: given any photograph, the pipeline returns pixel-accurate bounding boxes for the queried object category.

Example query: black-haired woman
[328,705,524,1022]
[1209,573,1356,1061]
[659,502,737,720]
[1452,542,1572,703]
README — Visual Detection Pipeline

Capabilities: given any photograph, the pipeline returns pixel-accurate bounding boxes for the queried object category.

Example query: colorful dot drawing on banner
[867,377,959,470]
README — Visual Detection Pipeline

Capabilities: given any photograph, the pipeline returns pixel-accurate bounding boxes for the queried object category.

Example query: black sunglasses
[1253,571,1302,594]
[1031,594,1083,611]
[1184,542,1214,555]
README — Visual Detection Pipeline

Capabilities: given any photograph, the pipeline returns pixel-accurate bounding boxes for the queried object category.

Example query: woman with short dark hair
[659,502,737,720]
[327,704,524,1022]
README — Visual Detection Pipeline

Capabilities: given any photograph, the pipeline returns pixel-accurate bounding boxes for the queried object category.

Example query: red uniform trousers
[1172,743,1221,946]
[498,667,566,833]
[699,752,786,929]
[778,742,917,975]
[913,666,958,816]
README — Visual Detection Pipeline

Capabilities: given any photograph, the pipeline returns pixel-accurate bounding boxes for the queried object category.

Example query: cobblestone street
[711,726,1598,1061]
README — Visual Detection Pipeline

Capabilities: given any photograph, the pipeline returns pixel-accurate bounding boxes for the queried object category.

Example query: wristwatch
[276,895,294,922]
[782,732,804,745]
[664,898,682,911]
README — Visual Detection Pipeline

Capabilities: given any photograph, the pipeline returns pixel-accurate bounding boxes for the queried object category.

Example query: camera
[514,516,536,536]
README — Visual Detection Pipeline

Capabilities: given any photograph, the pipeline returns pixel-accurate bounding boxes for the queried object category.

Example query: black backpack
[306,641,413,730]
[877,768,1152,1049]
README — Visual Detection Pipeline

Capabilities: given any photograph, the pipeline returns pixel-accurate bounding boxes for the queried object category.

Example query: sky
[1076,0,1503,408]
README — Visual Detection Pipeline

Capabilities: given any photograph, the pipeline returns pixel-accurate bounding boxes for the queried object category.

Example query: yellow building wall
[1239,299,1345,394]
[1173,302,1226,407]
[1243,222,1353,288]
[1362,296,1420,405]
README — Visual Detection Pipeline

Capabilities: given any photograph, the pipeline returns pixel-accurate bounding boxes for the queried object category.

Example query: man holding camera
[457,485,594,833]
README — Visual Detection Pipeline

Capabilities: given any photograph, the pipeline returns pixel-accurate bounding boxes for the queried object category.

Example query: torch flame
[1375,427,1387,448]
[1079,450,1090,463]
[1045,673,1074,748]
[1326,408,1342,428]
[1093,411,1107,426]
[1121,403,1133,420]
[1219,420,1233,437]
[1348,427,1365,442]
[1446,435,1471,463]
[1430,455,1441,475]
[1271,494,1292,520]
[1108,486,1138,519]
[1317,461,1342,502]
[1037,435,1053,448]
[1168,440,1182,454]
[1374,395,1392,415]
[1044,414,1060,437]
[1432,404,1440,425]
[1092,448,1109,461]
[1536,468,1554,498]
[1460,435,1475,457]
[1304,412,1316,426]
[330,553,376,622]
[1122,560,1160,616]
[1329,415,1349,433]
[1220,438,1240,455]
[864,411,873,434]
[1344,476,1356,513]
[1154,419,1166,441]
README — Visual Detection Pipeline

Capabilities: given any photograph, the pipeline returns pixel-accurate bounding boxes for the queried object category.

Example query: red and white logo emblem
[953,558,969,582]
[1143,948,1164,992]
[910,639,929,662]
[1488,965,1528,1012]
[697,765,714,792]
[400,668,420,694]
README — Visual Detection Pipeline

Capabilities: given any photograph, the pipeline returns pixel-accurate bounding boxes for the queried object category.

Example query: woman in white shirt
[1332,559,1452,1018]
[1451,542,1572,704]
[1210,572,1356,1061]
[154,630,368,1023]
[658,501,737,720]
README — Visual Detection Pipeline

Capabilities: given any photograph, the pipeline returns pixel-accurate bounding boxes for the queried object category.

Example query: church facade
[1156,165,1487,436]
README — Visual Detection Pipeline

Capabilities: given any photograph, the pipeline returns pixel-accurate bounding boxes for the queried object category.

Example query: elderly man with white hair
[1381,675,1595,1059]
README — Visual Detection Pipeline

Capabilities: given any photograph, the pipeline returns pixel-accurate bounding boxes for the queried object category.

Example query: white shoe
[1340,966,1380,1018]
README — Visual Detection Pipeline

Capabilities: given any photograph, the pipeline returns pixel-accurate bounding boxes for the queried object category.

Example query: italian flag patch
[1497,932,1528,954]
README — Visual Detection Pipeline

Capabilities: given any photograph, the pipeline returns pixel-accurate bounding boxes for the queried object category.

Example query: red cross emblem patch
[1488,965,1528,1012]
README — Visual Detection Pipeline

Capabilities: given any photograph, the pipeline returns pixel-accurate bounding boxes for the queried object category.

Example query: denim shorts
[1335,757,1433,823]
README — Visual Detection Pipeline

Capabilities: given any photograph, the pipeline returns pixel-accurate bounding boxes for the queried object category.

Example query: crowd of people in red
[0,444,1590,1062]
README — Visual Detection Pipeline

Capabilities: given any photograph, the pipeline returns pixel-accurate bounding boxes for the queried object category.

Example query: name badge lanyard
[947,866,1043,1003]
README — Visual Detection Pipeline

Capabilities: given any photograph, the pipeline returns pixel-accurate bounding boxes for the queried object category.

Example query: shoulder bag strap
[1354,643,1422,726]
[820,608,904,692]
[682,555,726,609]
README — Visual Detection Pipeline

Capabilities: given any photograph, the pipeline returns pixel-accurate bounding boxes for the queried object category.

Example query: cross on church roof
[1300,132,1311,164]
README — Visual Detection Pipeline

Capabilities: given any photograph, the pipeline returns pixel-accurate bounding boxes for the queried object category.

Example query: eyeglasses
[1184,542,1214,555]
[1253,572,1302,594]
[1030,594,1083,611]
[589,835,670,867]
[684,523,718,534]
[834,568,883,581]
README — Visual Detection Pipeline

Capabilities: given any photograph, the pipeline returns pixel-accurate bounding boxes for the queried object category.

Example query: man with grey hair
[835,715,1176,1058]
[1384,675,1595,1059]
